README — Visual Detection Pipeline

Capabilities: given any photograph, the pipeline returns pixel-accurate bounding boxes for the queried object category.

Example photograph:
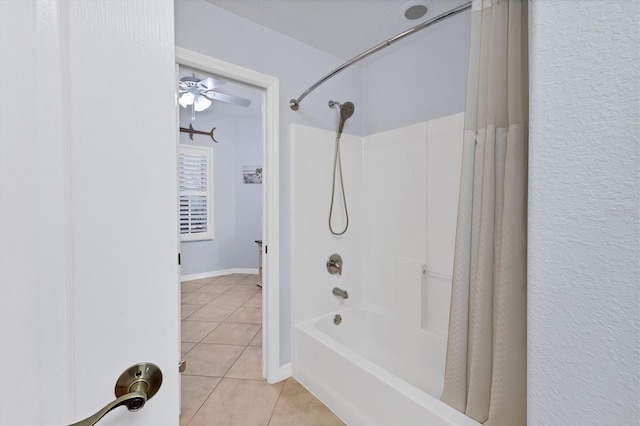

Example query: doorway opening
[176,48,282,386]
[177,64,264,280]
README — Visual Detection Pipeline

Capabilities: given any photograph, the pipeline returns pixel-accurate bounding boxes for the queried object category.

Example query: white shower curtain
[440,0,528,425]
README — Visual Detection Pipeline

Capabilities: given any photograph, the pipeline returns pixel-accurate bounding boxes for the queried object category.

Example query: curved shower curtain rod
[289,1,472,111]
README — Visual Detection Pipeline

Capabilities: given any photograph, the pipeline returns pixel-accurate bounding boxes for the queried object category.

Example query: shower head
[329,100,355,137]
[340,102,355,121]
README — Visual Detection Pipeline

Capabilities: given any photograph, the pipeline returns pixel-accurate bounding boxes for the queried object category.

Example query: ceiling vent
[400,1,430,20]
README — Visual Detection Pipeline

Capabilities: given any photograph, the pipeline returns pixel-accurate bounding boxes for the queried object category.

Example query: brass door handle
[70,363,162,426]
[70,390,147,426]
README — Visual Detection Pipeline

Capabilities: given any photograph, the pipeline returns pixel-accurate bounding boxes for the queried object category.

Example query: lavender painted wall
[529,1,640,424]
[360,10,470,135]
[233,128,263,269]
[179,107,262,276]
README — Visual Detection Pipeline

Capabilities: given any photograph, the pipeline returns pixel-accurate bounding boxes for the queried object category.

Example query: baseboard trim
[180,268,259,282]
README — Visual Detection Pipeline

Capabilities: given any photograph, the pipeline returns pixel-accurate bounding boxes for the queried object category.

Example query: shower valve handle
[327,254,343,276]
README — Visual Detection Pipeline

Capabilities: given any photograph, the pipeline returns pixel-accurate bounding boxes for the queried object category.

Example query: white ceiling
[206,0,470,60]
[181,0,470,119]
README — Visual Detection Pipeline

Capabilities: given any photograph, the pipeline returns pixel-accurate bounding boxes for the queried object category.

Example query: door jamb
[175,47,282,383]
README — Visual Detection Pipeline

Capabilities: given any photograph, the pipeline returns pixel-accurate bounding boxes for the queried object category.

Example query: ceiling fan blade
[203,91,251,107]
[197,77,226,91]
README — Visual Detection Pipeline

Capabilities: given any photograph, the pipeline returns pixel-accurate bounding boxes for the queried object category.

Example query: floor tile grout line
[192,325,261,347]
[184,376,225,426]
[223,343,251,379]
[184,300,241,323]
[266,380,287,426]
[181,300,218,320]
[184,291,255,377]
[181,289,258,301]
[184,342,247,350]
[196,320,226,344]
[201,345,245,381]
[182,286,259,322]
[180,343,197,359]
[181,275,270,425]
[181,321,222,346]
[181,373,270,382]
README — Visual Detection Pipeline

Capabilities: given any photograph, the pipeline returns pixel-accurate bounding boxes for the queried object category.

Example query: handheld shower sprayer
[329,100,355,137]
[327,100,355,236]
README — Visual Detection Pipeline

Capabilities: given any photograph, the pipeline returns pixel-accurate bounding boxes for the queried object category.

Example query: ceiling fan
[178,75,251,116]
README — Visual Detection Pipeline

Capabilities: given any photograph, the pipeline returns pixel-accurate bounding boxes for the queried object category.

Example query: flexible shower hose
[328,132,349,236]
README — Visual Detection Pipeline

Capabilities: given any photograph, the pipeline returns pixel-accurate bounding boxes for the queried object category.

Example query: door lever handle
[70,390,147,426]
[69,363,162,426]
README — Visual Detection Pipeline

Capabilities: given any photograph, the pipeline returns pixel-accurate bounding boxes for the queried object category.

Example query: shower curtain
[440,0,528,425]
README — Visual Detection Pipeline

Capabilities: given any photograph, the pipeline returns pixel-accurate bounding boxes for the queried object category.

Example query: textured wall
[528,1,640,424]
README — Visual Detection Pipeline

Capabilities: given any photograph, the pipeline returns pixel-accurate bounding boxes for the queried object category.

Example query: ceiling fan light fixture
[178,73,250,115]
[194,96,212,112]
[179,92,194,108]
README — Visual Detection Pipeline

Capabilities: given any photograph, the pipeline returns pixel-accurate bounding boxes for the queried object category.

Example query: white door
[0,1,180,425]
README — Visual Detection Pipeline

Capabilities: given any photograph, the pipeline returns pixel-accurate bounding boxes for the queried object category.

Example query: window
[179,145,213,241]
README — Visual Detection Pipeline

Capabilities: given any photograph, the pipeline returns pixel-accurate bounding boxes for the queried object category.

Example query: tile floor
[181,274,344,426]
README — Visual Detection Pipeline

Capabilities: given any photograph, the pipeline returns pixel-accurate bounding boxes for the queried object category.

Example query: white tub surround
[290,124,363,324]
[291,112,465,424]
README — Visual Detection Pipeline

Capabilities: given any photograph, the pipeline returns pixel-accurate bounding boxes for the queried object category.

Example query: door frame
[175,47,282,383]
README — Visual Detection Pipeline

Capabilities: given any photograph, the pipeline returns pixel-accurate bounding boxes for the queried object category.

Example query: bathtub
[293,306,479,425]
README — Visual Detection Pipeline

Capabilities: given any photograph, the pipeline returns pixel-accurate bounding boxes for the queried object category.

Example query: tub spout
[332,287,349,299]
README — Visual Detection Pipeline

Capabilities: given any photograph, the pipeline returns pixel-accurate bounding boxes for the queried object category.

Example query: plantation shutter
[179,146,213,241]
